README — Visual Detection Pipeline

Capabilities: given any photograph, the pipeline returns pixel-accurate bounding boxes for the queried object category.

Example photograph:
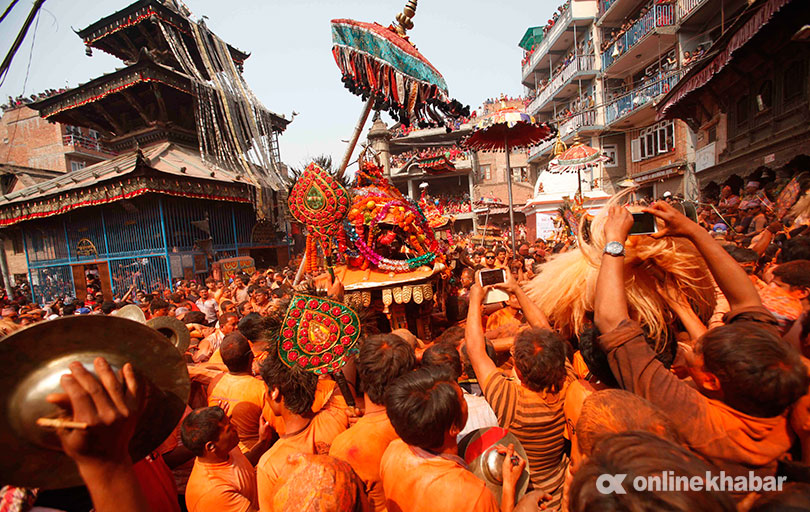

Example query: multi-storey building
[521,0,603,197]
[519,0,751,205]
[1,103,115,177]
[658,0,806,193]
[379,98,534,233]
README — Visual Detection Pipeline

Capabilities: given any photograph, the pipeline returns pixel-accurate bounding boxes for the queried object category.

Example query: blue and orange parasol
[331,1,468,177]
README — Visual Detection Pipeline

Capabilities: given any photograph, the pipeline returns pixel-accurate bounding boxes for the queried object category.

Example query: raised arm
[496,270,551,329]
[594,206,634,334]
[47,358,149,512]
[644,201,762,311]
[465,282,498,386]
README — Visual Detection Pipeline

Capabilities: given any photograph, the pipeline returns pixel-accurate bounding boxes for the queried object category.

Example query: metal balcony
[521,6,573,83]
[605,71,683,126]
[601,4,676,73]
[62,134,115,156]
[528,109,601,162]
[527,55,597,115]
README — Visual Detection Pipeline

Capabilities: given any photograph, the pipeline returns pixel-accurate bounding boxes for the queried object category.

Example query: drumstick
[36,417,89,430]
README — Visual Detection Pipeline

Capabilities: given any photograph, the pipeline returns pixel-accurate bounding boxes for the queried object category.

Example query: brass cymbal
[0,315,190,489]
[146,316,191,354]
[458,427,531,506]
[112,304,146,323]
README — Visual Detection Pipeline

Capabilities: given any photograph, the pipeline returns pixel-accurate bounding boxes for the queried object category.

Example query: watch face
[605,241,624,255]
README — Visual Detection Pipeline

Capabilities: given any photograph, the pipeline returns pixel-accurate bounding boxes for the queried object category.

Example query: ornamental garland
[85,8,186,45]
[0,176,251,227]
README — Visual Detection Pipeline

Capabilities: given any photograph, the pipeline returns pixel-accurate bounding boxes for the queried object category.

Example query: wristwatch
[604,241,625,257]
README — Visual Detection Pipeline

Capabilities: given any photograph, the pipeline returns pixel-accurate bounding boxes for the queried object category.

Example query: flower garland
[345,194,440,273]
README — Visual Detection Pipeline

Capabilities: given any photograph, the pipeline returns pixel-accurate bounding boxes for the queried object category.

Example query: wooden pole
[504,133,517,253]
[337,97,375,179]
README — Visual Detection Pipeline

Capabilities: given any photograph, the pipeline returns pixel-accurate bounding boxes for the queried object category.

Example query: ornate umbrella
[547,142,609,197]
[463,105,556,251]
[775,172,808,219]
[331,0,468,177]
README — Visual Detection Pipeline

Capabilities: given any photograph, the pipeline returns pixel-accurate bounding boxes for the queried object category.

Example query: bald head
[221,331,252,374]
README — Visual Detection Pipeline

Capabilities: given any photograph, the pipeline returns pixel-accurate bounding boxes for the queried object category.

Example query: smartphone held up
[478,269,509,304]
[629,212,658,236]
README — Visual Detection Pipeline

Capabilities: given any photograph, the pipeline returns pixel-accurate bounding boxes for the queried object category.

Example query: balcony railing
[605,71,682,125]
[62,134,114,155]
[529,109,599,160]
[601,4,675,70]
[528,55,595,114]
[598,0,621,18]
[678,0,707,20]
[521,6,572,77]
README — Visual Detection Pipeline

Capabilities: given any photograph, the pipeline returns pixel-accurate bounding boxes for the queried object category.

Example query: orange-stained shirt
[379,439,499,512]
[185,448,258,512]
[256,392,349,510]
[208,373,266,452]
[261,378,336,436]
[209,349,223,365]
[329,410,398,512]
[133,452,181,512]
[209,347,267,374]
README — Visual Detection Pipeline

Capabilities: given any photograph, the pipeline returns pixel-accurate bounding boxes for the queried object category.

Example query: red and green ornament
[288,163,351,272]
[278,294,361,375]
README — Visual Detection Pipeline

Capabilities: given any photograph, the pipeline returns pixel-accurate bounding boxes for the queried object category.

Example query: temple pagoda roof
[28,52,289,151]
[76,0,250,68]
[0,142,257,226]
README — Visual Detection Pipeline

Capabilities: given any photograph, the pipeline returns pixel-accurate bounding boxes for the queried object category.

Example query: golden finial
[394,0,418,36]
[552,132,568,157]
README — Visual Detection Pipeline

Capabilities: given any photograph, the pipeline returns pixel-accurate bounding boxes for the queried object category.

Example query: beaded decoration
[277,294,361,375]
[288,163,351,272]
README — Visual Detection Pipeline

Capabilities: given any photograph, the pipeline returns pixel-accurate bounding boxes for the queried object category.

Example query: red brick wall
[0,106,66,171]
[474,149,533,205]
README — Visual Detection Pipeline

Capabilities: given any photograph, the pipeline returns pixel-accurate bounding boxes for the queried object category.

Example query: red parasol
[547,142,609,197]
[463,104,556,251]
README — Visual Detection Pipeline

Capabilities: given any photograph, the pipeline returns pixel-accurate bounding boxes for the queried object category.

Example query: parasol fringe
[333,44,469,128]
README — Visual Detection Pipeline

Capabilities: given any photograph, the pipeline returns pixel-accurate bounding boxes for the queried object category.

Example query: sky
[0,0,557,169]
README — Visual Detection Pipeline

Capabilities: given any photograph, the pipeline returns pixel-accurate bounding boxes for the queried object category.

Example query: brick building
[1,105,114,177]
[0,102,118,288]
[474,149,532,206]
[379,97,535,233]
[658,0,809,191]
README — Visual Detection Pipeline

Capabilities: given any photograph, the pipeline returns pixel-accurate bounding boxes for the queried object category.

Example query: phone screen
[630,212,657,235]
[479,269,506,287]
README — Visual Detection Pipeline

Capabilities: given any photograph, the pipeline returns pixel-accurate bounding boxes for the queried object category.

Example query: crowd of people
[390,113,476,138]
[426,193,474,215]
[520,1,572,68]
[389,145,468,168]
[600,0,676,57]
[683,43,709,66]
[4,164,810,511]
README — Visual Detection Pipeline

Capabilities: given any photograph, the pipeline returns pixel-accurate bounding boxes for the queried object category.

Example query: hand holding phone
[629,211,658,236]
[478,269,509,304]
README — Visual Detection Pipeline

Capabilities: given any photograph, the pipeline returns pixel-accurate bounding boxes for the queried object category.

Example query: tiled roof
[0,143,252,205]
